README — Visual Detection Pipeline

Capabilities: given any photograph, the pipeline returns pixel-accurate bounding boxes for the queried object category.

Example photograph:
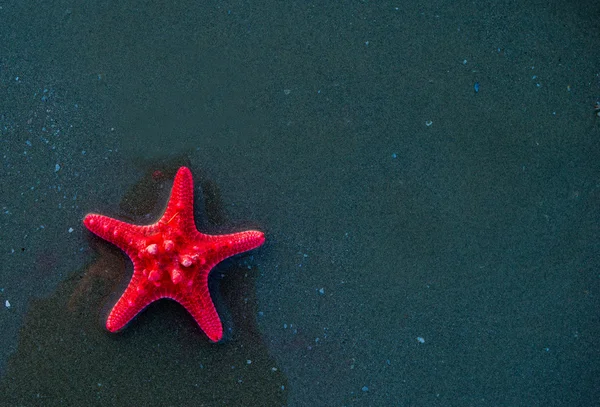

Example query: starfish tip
[105,319,121,333]
[206,328,224,343]
[83,214,94,227]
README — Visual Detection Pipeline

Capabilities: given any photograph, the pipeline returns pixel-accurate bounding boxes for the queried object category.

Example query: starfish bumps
[83,166,265,342]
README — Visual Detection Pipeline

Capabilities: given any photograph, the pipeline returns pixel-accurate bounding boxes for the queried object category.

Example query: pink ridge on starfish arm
[83,166,265,342]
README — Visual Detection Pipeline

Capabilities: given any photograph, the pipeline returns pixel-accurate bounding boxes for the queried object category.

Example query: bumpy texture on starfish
[83,166,265,342]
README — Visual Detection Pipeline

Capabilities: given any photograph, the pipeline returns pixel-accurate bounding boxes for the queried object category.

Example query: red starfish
[83,166,265,342]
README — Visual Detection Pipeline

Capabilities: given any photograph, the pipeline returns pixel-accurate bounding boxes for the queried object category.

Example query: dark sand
[0,1,598,406]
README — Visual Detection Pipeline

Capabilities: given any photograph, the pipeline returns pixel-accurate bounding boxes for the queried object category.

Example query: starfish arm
[105,278,149,332]
[198,230,265,265]
[176,282,223,342]
[83,214,155,254]
[159,166,197,235]
[105,273,170,332]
